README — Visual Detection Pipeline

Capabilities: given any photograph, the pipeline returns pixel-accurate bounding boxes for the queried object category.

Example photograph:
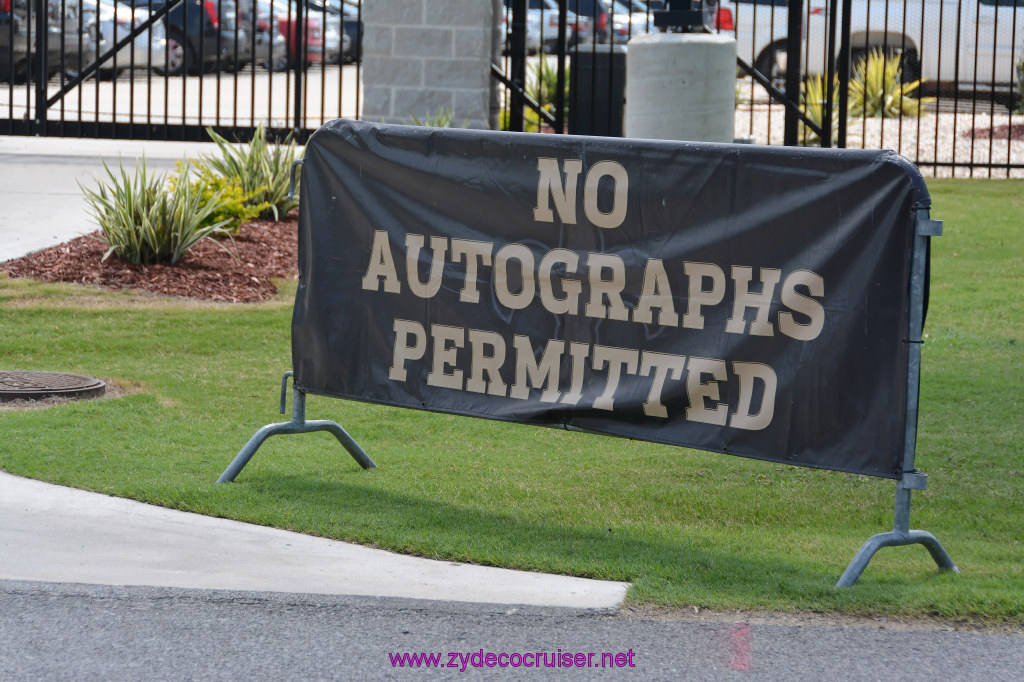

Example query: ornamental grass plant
[202,125,300,221]
[500,58,569,133]
[409,107,468,128]
[81,159,235,265]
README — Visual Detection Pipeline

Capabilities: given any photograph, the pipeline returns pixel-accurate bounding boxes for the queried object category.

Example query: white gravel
[734,99,1024,178]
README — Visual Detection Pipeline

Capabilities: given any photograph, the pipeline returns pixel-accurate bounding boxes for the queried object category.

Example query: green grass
[1,178,1022,623]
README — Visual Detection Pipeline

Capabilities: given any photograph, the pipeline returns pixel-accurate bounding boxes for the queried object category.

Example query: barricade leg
[217,372,376,483]
[837,208,959,587]
[835,483,959,587]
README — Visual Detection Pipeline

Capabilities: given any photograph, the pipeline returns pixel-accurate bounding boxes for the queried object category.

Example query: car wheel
[155,30,190,76]
[262,52,289,72]
[754,42,787,86]
[222,59,251,73]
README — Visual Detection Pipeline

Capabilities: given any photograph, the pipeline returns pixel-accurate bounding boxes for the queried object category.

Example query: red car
[275,11,323,64]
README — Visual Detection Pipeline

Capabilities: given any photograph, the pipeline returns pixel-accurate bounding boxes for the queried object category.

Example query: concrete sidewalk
[0,472,628,608]
[0,136,221,263]
[0,136,630,610]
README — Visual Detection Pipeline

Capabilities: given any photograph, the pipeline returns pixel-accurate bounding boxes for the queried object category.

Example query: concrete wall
[361,0,501,129]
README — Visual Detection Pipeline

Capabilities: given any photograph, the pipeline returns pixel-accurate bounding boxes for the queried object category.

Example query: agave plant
[81,159,234,266]
[799,73,840,146]
[848,49,933,119]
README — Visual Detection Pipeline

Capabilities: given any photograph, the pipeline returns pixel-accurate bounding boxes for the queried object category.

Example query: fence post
[782,0,804,145]
[508,0,527,132]
[292,0,306,138]
[34,0,49,136]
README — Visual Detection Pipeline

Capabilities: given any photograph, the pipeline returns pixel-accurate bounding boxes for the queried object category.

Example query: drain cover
[0,371,107,402]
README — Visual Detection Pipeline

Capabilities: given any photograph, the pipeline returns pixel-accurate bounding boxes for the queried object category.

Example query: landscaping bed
[1,218,298,303]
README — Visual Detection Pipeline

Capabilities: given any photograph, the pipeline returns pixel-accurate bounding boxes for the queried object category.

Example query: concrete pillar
[625,33,737,143]
[361,0,501,129]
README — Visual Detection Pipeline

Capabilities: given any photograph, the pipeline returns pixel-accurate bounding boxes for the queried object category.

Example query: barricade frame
[218,133,959,588]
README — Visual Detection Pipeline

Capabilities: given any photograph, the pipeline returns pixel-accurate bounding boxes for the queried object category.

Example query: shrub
[848,48,932,119]
[82,159,235,265]
[500,58,569,132]
[202,125,300,221]
[409,107,468,128]
[169,160,268,234]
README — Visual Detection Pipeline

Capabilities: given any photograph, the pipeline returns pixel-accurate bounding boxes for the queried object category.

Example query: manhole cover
[0,371,106,402]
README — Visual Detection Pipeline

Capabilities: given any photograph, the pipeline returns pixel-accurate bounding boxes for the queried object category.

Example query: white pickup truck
[715,0,1023,103]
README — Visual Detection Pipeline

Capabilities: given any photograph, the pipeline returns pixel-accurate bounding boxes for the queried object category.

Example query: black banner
[292,120,931,479]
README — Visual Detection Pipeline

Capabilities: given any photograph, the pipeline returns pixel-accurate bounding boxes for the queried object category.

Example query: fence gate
[495,0,1023,177]
[1,0,362,142]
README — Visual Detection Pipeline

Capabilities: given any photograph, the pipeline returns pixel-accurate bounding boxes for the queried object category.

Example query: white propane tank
[624,32,737,143]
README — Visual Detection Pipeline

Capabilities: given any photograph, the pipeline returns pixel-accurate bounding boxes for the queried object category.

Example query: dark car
[565,0,611,44]
[122,0,247,75]
[306,0,359,64]
[337,0,359,63]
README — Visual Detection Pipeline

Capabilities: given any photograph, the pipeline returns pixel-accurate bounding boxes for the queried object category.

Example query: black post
[292,0,306,137]
[783,0,804,146]
[509,0,527,132]
[34,0,49,135]
[822,0,839,147]
[836,0,853,148]
[554,0,567,133]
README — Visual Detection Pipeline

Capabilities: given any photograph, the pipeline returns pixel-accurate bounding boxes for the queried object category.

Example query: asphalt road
[3,580,1023,681]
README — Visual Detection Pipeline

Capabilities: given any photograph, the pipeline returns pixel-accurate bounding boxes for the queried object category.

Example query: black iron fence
[0,0,361,141]
[497,0,1024,177]
[3,0,1021,175]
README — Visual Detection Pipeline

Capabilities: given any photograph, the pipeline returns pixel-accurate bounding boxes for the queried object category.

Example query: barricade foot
[217,372,376,483]
[835,530,960,588]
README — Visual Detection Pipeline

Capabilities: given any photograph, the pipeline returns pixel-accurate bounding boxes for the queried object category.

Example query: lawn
[1,178,1021,623]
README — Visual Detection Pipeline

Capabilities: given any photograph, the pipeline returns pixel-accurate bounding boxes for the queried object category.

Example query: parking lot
[1,63,360,130]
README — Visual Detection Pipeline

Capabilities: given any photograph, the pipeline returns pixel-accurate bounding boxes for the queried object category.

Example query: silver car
[70,0,166,79]
[1,0,97,81]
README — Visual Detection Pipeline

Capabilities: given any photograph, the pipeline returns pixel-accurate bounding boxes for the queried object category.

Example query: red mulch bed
[1,218,299,303]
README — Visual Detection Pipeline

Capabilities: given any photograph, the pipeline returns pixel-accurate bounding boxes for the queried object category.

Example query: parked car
[305,0,358,63]
[502,3,542,54]
[1,0,96,81]
[609,0,652,44]
[67,0,166,79]
[259,0,326,66]
[121,0,248,75]
[502,0,592,53]
[336,0,359,63]
[238,0,288,70]
[718,0,1024,103]
[565,0,612,44]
